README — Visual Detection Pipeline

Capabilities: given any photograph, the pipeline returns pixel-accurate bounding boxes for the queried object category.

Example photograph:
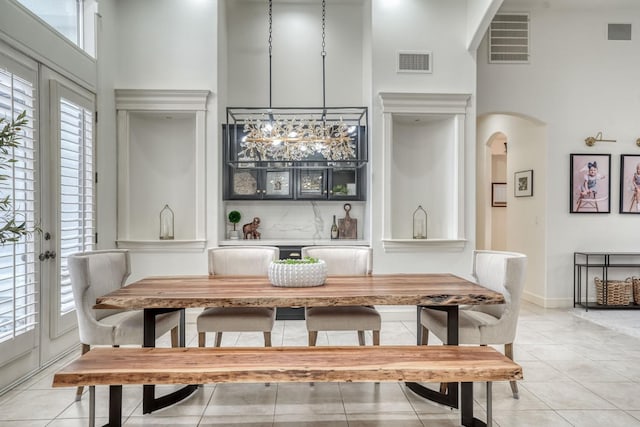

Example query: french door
[0,44,96,390]
[39,68,96,363]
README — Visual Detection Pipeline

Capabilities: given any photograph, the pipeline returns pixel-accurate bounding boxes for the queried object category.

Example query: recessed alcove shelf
[378,92,470,252]
[115,89,210,251]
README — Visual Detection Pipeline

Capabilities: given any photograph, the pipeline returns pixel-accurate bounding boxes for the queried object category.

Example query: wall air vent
[489,13,529,63]
[608,23,631,41]
[397,51,432,73]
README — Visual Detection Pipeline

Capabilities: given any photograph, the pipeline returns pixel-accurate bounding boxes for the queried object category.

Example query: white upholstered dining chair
[68,249,180,402]
[197,246,279,347]
[301,246,380,346]
[420,249,527,398]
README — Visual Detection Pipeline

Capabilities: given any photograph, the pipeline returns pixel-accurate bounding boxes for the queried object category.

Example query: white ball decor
[268,257,327,287]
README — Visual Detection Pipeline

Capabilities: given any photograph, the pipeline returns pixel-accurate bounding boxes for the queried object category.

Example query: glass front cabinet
[223,124,366,201]
[296,168,363,200]
[227,168,294,200]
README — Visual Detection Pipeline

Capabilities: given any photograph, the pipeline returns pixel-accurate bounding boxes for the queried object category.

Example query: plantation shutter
[0,64,38,344]
[58,97,95,316]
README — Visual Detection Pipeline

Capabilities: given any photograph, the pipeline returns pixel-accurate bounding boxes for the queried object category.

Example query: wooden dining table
[95,273,505,427]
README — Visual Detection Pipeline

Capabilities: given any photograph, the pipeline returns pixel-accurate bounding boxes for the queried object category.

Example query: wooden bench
[53,345,522,427]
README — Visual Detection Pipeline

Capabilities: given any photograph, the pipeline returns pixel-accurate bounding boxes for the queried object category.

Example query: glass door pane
[0,50,39,381]
[296,170,326,199]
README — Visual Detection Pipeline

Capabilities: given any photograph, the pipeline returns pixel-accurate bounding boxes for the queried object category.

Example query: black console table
[574,252,640,311]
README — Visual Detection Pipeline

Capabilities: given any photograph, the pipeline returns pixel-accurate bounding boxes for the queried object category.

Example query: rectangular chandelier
[225,106,368,169]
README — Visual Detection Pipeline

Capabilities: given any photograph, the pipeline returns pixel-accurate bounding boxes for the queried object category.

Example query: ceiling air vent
[608,23,631,41]
[397,51,432,73]
[489,13,529,64]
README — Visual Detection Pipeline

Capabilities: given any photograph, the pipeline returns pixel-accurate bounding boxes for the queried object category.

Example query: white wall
[391,118,457,240]
[478,3,640,306]
[101,0,480,279]
[226,0,365,107]
[100,0,220,278]
[466,0,503,51]
[371,0,477,275]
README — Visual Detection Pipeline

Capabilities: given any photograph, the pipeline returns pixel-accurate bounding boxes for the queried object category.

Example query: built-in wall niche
[379,92,470,252]
[115,89,209,251]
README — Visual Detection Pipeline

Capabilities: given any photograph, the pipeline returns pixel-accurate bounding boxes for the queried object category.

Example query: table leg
[142,308,198,415]
[406,306,489,427]
[406,306,459,408]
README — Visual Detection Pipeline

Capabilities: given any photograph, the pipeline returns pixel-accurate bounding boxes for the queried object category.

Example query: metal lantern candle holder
[413,205,427,239]
[159,204,175,240]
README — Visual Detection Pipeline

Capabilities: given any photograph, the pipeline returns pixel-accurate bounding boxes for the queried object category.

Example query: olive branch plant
[0,111,32,244]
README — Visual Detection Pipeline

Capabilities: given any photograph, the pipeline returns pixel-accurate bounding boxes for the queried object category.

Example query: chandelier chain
[268,0,273,57]
[268,0,273,108]
[321,0,327,110]
[321,0,326,57]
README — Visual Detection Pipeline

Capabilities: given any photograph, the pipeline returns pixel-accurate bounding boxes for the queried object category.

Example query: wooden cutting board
[338,203,357,239]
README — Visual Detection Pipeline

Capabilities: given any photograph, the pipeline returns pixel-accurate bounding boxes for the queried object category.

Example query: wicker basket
[594,277,632,306]
[268,260,327,287]
[632,277,640,305]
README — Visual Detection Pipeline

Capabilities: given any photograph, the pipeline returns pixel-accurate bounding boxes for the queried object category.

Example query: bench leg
[461,381,493,427]
[89,385,95,427]
[357,330,366,345]
[486,382,493,427]
[461,382,473,426]
[107,385,122,427]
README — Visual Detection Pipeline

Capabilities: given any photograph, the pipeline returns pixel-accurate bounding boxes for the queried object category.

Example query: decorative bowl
[268,259,327,287]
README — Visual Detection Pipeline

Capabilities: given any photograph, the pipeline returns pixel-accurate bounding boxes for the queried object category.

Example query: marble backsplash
[224,201,366,241]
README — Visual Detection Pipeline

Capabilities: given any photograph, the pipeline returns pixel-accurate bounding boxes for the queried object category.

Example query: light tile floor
[1,302,640,426]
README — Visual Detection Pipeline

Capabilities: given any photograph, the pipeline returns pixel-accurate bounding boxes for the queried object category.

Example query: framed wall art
[514,169,533,197]
[570,153,611,213]
[619,154,640,213]
[492,182,507,207]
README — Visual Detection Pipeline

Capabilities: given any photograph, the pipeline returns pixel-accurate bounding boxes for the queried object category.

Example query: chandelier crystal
[240,115,356,161]
[226,106,367,167]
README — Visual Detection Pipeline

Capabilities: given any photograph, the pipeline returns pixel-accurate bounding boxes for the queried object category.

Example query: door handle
[38,250,56,261]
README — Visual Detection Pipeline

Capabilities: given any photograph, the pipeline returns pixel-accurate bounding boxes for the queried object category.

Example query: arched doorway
[485,132,508,250]
[476,113,548,305]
